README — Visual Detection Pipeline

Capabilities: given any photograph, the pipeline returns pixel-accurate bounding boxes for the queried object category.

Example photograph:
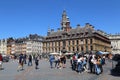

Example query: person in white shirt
[77,55,83,74]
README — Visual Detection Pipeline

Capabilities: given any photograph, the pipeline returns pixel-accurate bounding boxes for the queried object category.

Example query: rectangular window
[90,39,93,44]
[91,46,93,51]
[72,40,74,45]
[81,46,84,51]
[77,40,79,45]
[69,40,70,45]
[59,47,60,51]
[77,46,79,51]
[86,39,88,44]
[73,47,75,52]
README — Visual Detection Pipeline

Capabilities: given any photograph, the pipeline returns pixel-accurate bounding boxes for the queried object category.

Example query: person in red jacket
[0,53,3,70]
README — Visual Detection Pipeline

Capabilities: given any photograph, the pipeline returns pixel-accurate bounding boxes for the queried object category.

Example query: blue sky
[0,0,120,39]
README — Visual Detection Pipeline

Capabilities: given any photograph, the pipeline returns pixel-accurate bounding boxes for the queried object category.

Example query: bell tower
[61,10,71,32]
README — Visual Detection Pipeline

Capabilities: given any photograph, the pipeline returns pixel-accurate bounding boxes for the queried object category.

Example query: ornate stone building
[43,10,111,54]
[0,39,7,54]
[108,34,120,54]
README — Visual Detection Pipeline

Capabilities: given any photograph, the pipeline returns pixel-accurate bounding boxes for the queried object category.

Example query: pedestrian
[23,53,27,64]
[35,55,39,69]
[54,55,58,68]
[77,55,83,74]
[88,54,94,73]
[49,55,54,68]
[28,54,32,66]
[63,55,66,68]
[0,53,3,70]
[91,55,96,74]
[99,56,104,73]
[17,53,24,71]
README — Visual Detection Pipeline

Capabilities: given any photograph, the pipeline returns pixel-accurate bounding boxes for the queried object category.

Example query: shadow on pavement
[111,69,120,76]
[0,68,4,70]
[110,54,120,77]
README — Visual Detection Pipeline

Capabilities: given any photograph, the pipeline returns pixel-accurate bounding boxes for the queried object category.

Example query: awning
[96,51,110,55]
[50,52,59,55]
[65,53,74,55]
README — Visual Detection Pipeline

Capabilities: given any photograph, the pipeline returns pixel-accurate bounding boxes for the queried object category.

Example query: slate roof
[47,25,94,37]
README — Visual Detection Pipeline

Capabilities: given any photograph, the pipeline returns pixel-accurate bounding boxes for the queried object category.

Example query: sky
[0,0,120,39]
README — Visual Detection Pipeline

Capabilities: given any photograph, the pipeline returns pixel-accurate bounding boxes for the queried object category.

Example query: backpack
[100,58,105,65]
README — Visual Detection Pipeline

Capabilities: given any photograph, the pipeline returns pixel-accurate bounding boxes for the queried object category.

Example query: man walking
[35,55,39,69]
[28,54,32,66]
[17,53,24,71]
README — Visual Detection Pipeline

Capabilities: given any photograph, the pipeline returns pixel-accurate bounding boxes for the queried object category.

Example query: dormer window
[85,32,88,35]
[72,34,75,37]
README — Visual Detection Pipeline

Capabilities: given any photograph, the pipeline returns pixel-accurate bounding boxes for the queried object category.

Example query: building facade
[108,34,120,54]
[26,39,43,55]
[43,10,111,54]
[6,34,44,56]
[15,41,26,55]
[0,39,7,54]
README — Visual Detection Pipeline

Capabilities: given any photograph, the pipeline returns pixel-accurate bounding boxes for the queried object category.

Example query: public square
[0,59,119,80]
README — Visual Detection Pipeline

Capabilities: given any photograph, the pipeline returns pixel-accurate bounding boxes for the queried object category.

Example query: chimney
[57,28,60,31]
[85,23,90,26]
[51,29,54,32]
[77,24,80,28]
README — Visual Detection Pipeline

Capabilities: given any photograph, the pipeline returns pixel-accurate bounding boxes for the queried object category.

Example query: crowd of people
[0,52,112,76]
[48,52,106,75]
[70,52,106,75]
[17,53,40,71]
[49,54,67,69]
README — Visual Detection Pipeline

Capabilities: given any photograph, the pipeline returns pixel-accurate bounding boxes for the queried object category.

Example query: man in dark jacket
[28,54,32,66]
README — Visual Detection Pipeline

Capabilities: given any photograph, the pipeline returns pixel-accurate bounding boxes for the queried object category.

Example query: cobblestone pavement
[0,59,119,80]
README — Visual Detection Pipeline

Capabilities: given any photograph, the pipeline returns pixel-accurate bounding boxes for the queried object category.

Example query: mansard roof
[48,30,65,37]
[47,25,94,37]
[44,24,110,43]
